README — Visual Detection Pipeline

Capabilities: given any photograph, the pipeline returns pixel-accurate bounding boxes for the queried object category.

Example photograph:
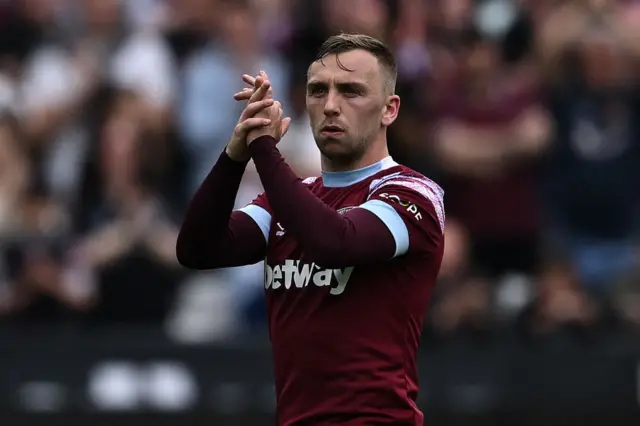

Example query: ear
[381,95,400,127]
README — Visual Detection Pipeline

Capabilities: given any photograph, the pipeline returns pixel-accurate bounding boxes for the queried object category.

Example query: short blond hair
[314,33,397,94]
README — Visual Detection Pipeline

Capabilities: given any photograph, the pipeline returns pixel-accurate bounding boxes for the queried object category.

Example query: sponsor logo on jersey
[264,260,353,296]
[377,192,423,221]
[369,173,446,232]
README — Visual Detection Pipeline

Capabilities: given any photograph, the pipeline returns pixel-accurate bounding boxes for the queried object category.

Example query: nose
[323,91,340,117]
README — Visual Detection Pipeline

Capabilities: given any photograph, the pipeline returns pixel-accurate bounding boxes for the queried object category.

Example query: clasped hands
[225,71,292,162]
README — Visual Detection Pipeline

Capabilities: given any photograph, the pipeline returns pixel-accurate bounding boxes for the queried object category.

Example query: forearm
[145,227,181,267]
[435,131,505,176]
[508,107,552,158]
[249,136,395,267]
[176,151,266,269]
[436,117,549,174]
[82,223,135,268]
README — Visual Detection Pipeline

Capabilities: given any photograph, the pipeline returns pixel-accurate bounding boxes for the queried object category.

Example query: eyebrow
[306,81,368,91]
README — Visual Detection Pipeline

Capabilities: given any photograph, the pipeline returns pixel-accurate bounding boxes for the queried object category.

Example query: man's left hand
[247,98,290,145]
[238,71,291,145]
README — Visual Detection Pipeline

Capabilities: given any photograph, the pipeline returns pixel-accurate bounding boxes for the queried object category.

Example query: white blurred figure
[13,0,176,211]
[88,361,141,411]
[179,0,290,194]
[143,362,198,410]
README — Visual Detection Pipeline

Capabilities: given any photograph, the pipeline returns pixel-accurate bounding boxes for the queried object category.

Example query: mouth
[320,125,345,136]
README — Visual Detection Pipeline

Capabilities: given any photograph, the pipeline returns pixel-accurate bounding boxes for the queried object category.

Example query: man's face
[306,49,398,165]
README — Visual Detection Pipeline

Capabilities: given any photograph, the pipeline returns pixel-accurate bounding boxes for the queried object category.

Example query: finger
[233,88,254,101]
[236,117,271,134]
[260,72,272,93]
[234,84,274,102]
[264,85,274,100]
[273,101,283,121]
[233,94,251,102]
[257,71,274,98]
[242,74,256,87]
[233,89,253,98]
[249,75,264,91]
[240,98,274,120]
[248,80,270,103]
[281,117,292,137]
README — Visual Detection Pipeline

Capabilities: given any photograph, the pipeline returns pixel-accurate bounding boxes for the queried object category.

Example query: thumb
[281,117,292,137]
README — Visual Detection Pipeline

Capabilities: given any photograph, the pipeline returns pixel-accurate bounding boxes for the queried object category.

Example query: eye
[340,85,362,98]
[343,89,360,98]
[308,86,327,97]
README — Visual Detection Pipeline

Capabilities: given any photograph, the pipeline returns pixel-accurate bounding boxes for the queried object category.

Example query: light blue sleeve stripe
[237,205,271,242]
[359,199,410,257]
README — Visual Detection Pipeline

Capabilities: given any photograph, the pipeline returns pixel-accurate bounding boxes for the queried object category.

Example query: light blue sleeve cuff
[237,205,271,242]
[359,199,410,257]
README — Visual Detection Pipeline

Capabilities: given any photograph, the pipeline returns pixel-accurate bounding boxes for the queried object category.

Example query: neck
[321,152,397,188]
[321,136,390,173]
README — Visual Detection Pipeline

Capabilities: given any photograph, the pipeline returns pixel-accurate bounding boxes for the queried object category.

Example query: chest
[262,183,373,300]
[266,183,369,258]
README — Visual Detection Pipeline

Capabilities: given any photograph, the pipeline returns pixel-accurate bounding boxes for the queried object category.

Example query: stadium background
[0,0,639,425]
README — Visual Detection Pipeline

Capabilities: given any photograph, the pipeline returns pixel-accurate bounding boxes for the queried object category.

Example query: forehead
[307,49,383,86]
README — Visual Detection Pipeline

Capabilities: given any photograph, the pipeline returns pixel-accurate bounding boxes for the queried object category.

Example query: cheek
[355,105,383,130]
[305,103,324,122]
[355,99,383,117]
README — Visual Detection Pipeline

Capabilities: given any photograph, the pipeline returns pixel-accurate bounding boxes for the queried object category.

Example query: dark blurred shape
[430,33,550,278]
[541,14,640,296]
[70,90,183,325]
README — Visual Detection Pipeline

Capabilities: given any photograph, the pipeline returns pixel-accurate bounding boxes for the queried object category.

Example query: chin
[317,138,348,155]
[318,144,363,166]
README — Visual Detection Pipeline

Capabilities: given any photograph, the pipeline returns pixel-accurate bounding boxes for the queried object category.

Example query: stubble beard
[315,131,372,170]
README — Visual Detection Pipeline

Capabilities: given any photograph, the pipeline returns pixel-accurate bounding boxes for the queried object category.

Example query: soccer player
[176,33,445,425]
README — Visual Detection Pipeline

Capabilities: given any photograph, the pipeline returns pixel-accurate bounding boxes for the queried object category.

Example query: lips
[321,125,344,132]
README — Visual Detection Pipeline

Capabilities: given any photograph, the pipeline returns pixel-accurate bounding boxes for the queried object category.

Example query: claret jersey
[239,156,445,425]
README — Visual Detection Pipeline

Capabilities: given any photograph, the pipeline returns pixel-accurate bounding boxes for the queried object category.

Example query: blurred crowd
[0,0,638,343]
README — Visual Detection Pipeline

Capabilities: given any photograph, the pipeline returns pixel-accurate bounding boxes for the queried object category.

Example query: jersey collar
[322,157,398,188]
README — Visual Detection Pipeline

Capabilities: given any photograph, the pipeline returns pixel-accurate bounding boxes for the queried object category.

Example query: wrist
[247,130,278,147]
[247,130,266,147]
[248,135,278,151]
[225,144,250,162]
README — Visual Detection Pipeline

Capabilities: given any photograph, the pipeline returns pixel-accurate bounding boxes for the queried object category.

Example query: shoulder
[367,166,445,232]
[368,166,444,201]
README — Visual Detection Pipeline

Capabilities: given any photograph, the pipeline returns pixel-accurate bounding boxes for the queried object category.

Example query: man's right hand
[225,76,274,162]
[233,72,274,102]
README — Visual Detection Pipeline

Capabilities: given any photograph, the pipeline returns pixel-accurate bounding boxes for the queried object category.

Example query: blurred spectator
[430,30,551,279]
[516,258,602,341]
[0,0,176,214]
[428,220,494,340]
[73,0,176,126]
[0,113,82,324]
[179,0,289,193]
[70,92,182,325]
[540,1,640,296]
